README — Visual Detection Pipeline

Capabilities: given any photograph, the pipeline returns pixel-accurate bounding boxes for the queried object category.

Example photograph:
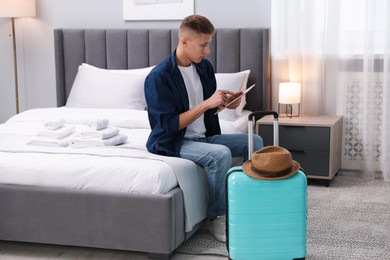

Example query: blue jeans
[179,134,263,218]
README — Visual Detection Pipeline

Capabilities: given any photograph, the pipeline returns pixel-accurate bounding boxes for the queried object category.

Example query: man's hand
[179,89,234,130]
[225,91,243,109]
[178,89,241,131]
[206,89,235,110]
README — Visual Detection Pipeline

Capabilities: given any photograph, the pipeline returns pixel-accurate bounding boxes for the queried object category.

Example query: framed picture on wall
[123,0,194,20]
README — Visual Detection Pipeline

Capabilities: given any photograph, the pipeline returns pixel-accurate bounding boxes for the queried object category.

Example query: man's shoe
[208,215,226,242]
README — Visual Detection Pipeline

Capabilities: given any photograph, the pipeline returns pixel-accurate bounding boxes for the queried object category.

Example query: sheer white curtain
[271,0,390,180]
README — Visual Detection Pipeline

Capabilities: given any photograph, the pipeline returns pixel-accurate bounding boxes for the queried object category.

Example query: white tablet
[214,84,255,115]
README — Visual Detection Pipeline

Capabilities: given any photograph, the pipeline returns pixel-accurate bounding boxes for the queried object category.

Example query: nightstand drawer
[258,125,330,151]
[291,151,329,176]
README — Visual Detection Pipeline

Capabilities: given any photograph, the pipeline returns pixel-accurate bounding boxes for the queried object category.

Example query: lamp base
[278,103,300,118]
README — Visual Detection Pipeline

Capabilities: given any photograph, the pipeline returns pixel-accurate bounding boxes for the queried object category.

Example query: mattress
[0,108,173,192]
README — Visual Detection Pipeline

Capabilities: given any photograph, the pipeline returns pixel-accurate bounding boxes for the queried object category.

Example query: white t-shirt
[178,64,206,138]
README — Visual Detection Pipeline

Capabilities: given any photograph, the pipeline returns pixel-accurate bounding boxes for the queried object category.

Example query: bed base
[0,184,192,259]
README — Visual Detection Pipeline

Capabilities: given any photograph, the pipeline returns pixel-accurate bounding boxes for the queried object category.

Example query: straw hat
[242,146,300,180]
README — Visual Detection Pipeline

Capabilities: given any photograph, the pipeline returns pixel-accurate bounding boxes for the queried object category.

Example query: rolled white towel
[37,125,75,140]
[44,118,66,130]
[70,134,128,148]
[79,127,119,139]
[87,118,109,130]
[27,138,70,147]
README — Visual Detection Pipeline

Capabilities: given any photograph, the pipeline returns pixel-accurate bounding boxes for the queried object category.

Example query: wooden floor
[0,240,226,259]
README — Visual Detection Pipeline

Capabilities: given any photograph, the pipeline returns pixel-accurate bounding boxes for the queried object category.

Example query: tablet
[214,84,255,115]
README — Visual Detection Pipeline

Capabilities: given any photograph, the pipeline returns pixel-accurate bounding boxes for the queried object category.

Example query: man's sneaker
[208,215,226,242]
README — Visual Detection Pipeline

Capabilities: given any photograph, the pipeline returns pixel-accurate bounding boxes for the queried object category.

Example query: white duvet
[0,107,209,232]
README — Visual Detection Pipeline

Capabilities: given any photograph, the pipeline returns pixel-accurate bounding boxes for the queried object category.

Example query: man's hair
[179,15,215,36]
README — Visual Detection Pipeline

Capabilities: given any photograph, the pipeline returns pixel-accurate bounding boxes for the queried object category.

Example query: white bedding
[0,107,248,232]
[219,109,251,134]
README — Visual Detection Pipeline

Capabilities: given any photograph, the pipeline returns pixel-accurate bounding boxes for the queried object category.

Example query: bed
[0,28,270,259]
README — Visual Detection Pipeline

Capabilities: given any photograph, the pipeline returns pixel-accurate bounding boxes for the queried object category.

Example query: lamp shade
[279,82,301,104]
[0,0,36,18]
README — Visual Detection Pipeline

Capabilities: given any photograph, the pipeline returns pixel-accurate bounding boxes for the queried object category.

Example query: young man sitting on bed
[144,14,263,242]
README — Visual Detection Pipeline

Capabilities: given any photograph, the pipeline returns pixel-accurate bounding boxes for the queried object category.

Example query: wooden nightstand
[257,114,343,186]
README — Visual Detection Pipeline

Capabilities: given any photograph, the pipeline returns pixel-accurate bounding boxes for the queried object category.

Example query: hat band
[251,165,292,178]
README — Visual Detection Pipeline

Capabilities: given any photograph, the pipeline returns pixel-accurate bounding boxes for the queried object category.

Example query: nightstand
[257,114,343,186]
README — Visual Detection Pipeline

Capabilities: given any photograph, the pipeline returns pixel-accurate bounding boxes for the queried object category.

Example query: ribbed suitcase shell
[227,166,307,260]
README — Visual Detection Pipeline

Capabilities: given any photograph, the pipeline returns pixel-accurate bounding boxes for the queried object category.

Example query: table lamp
[0,0,36,114]
[278,82,301,118]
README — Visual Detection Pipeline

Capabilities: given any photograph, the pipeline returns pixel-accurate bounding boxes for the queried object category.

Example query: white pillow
[215,70,250,120]
[66,64,155,109]
[81,63,155,75]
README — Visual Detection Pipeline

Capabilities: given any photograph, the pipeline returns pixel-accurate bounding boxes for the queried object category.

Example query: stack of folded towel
[27,118,75,147]
[69,118,128,148]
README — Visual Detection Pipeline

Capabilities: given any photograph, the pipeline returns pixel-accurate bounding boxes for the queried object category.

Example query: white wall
[0,0,271,122]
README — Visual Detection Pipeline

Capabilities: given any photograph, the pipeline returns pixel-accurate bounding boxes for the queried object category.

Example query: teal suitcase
[227,111,307,260]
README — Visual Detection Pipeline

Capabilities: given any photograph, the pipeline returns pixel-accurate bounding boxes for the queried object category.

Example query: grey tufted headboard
[54,28,271,111]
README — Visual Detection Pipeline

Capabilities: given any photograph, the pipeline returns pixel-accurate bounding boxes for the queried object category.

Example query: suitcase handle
[248,111,279,160]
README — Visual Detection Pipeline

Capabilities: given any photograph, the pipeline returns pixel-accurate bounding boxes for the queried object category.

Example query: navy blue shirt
[144,50,221,157]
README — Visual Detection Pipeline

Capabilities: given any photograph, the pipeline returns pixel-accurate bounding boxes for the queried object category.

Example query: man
[144,14,263,242]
